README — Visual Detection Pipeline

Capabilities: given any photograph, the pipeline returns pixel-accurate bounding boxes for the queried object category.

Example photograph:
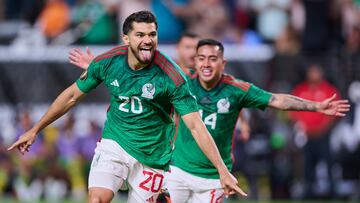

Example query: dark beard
[130,45,153,65]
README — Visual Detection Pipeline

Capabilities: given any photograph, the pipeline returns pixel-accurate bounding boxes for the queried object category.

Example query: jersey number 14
[199,109,217,130]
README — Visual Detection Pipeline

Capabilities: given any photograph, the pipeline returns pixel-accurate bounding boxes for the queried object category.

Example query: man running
[8,11,245,203]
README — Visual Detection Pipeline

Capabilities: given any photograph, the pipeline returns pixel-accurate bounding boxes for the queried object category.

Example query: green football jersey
[171,74,272,178]
[76,45,198,170]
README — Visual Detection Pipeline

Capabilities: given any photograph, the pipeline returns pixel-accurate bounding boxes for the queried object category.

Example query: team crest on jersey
[141,83,155,99]
[217,98,230,113]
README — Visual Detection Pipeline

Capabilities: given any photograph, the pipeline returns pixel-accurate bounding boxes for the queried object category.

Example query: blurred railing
[0,44,273,103]
[0,44,274,62]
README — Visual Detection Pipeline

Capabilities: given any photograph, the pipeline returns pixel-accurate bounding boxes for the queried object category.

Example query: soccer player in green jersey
[68,38,350,202]
[7,11,246,203]
[175,32,199,75]
[166,39,349,203]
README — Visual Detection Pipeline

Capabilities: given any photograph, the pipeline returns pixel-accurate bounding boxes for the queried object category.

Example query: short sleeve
[170,82,199,116]
[76,61,103,93]
[241,84,272,110]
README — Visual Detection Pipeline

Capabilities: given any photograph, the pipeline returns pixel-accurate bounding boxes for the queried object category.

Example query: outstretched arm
[268,93,350,116]
[182,112,247,197]
[8,83,86,154]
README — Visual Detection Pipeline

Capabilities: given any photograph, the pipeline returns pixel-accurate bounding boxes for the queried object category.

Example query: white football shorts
[88,138,165,203]
[164,165,225,203]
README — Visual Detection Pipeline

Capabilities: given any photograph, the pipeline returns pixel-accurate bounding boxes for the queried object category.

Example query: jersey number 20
[118,96,143,114]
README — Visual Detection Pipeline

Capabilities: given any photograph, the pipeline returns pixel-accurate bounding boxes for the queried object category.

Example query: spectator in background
[213,0,253,44]
[219,21,263,45]
[290,0,305,33]
[152,0,188,43]
[328,81,360,200]
[333,81,360,200]
[41,125,71,202]
[268,24,303,93]
[70,0,118,44]
[77,120,101,181]
[251,0,291,42]
[56,114,86,200]
[345,25,360,55]
[168,0,229,40]
[290,64,341,199]
[37,0,70,40]
[13,110,45,202]
[77,120,101,162]
[268,23,303,197]
[300,0,338,56]
[339,0,360,38]
[275,25,300,56]
[342,26,360,91]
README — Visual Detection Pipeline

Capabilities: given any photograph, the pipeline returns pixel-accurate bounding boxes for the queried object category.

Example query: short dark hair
[123,10,158,35]
[177,32,199,43]
[197,39,224,54]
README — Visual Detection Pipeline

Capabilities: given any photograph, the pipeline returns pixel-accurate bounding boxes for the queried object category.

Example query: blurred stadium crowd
[0,0,358,46]
[0,0,360,202]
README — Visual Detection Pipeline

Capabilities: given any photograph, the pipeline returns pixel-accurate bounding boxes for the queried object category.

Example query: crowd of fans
[0,110,102,202]
[0,0,358,46]
[0,0,360,202]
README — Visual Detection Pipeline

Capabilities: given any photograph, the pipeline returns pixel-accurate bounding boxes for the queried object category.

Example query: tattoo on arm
[270,94,317,111]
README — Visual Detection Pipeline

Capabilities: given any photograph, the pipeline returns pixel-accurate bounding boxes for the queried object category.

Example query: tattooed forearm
[286,95,317,111]
[269,94,318,111]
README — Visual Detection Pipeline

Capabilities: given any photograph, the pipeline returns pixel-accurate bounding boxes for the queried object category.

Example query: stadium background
[0,0,359,202]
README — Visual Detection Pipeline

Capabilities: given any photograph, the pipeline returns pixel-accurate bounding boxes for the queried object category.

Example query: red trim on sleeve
[94,46,128,63]
[221,74,250,91]
[154,51,185,86]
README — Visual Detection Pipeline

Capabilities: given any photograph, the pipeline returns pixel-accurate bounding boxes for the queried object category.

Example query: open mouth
[140,47,152,61]
[201,68,213,77]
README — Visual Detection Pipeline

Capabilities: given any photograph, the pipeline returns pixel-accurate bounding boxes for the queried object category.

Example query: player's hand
[68,47,94,70]
[317,94,350,117]
[219,171,247,197]
[7,130,37,155]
